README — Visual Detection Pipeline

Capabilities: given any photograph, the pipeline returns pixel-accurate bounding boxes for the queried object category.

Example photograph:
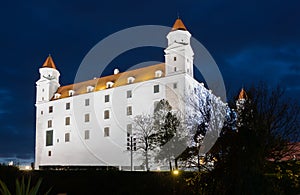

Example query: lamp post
[127,135,136,171]
[172,169,179,194]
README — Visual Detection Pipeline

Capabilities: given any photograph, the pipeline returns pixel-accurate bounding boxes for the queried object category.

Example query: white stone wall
[35,73,194,169]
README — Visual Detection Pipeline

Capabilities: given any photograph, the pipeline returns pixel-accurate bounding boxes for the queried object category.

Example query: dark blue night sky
[0,0,299,164]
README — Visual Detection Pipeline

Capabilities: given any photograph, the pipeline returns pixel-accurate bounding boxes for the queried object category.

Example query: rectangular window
[173,83,177,89]
[85,114,90,122]
[65,117,70,125]
[49,106,53,113]
[105,95,109,103]
[127,90,132,98]
[41,110,43,115]
[154,85,159,93]
[85,99,90,106]
[65,133,70,142]
[104,127,110,137]
[46,130,53,146]
[127,124,132,136]
[84,130,90,140]
[48,151,51,156]
[48,120,52,128]
[66,102,70,110]
[174,56,177,61]
[127,106,132,116]
[104,110,109,119]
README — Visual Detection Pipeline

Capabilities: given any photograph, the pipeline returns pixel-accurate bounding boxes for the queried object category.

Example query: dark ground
[0,166,193,195]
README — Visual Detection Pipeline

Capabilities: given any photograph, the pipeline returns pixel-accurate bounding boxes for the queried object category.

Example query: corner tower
[165,18,194,77]
[36,55,60,103]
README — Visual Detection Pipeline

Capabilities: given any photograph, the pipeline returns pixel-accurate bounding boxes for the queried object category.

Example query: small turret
[36,55,60,103]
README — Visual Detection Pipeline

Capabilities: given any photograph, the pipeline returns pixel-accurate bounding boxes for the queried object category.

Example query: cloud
[224,44,300,83]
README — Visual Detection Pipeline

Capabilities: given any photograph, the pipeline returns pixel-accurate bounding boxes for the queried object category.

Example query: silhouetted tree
[133,114,157,171]
[188,83,300,194]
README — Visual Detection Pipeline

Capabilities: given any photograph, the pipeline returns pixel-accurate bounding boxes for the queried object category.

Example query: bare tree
[133,114,157,171]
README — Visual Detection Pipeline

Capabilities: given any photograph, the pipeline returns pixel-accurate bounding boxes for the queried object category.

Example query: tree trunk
[168,155,172,171]
[145,150,149,171]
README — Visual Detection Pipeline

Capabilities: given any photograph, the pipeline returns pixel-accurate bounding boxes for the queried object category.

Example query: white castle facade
[35,19,225,170]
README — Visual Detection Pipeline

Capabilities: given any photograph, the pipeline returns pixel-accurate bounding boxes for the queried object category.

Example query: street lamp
[172,169,179,176]
[127,134,136,171]
[172,169,179,194]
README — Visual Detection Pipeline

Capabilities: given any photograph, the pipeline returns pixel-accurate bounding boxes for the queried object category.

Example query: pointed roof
[171,18,187,31]
[42,55,57,69]
[238,88,248,100]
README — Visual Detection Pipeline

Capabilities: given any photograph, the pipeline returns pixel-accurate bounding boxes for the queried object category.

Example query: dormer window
[69,90,75,97]
[106,81,114,89]
[54,93,61,99]
[127,77,135,84]
[155,70,163,78]
[87,86,94,93]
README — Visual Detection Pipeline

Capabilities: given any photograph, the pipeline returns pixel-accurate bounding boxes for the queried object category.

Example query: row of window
[45,128,110,147]
[45,123,135,147]
[47,106,133,128]
[45,85,161,115]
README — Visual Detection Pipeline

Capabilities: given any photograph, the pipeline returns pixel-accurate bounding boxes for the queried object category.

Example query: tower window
[174,56,177,61]
[49,106,53,113]
[84,130,90,140]
[85,114,90,122]
[154,85,159,93]
[65,117,70,125]
[41,110,43,115]
[66,102,70,110]
[46,130,53,146]
[104,127,110,137]
[173,83,178,89]
[104,110,109,119]
[65,133,70,142]
[48,120,52,128]
[105,95,109,103]
[127,106,132,116]
[174,67,177,72]
[48,151,51,156]
[85,99,90,106]
[127,124,132,136]
[127,90,132,98]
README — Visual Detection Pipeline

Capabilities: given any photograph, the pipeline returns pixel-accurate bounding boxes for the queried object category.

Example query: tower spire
[238,88,248,100]
[171,18,187,31]
[42,55,57,69]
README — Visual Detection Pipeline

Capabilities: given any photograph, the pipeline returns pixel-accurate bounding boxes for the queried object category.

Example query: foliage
[153,99,184,171]
[186,83,300,194]
[0,176,51,195]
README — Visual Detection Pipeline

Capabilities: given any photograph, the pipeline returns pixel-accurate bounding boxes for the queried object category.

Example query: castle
[35,18,225,170]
